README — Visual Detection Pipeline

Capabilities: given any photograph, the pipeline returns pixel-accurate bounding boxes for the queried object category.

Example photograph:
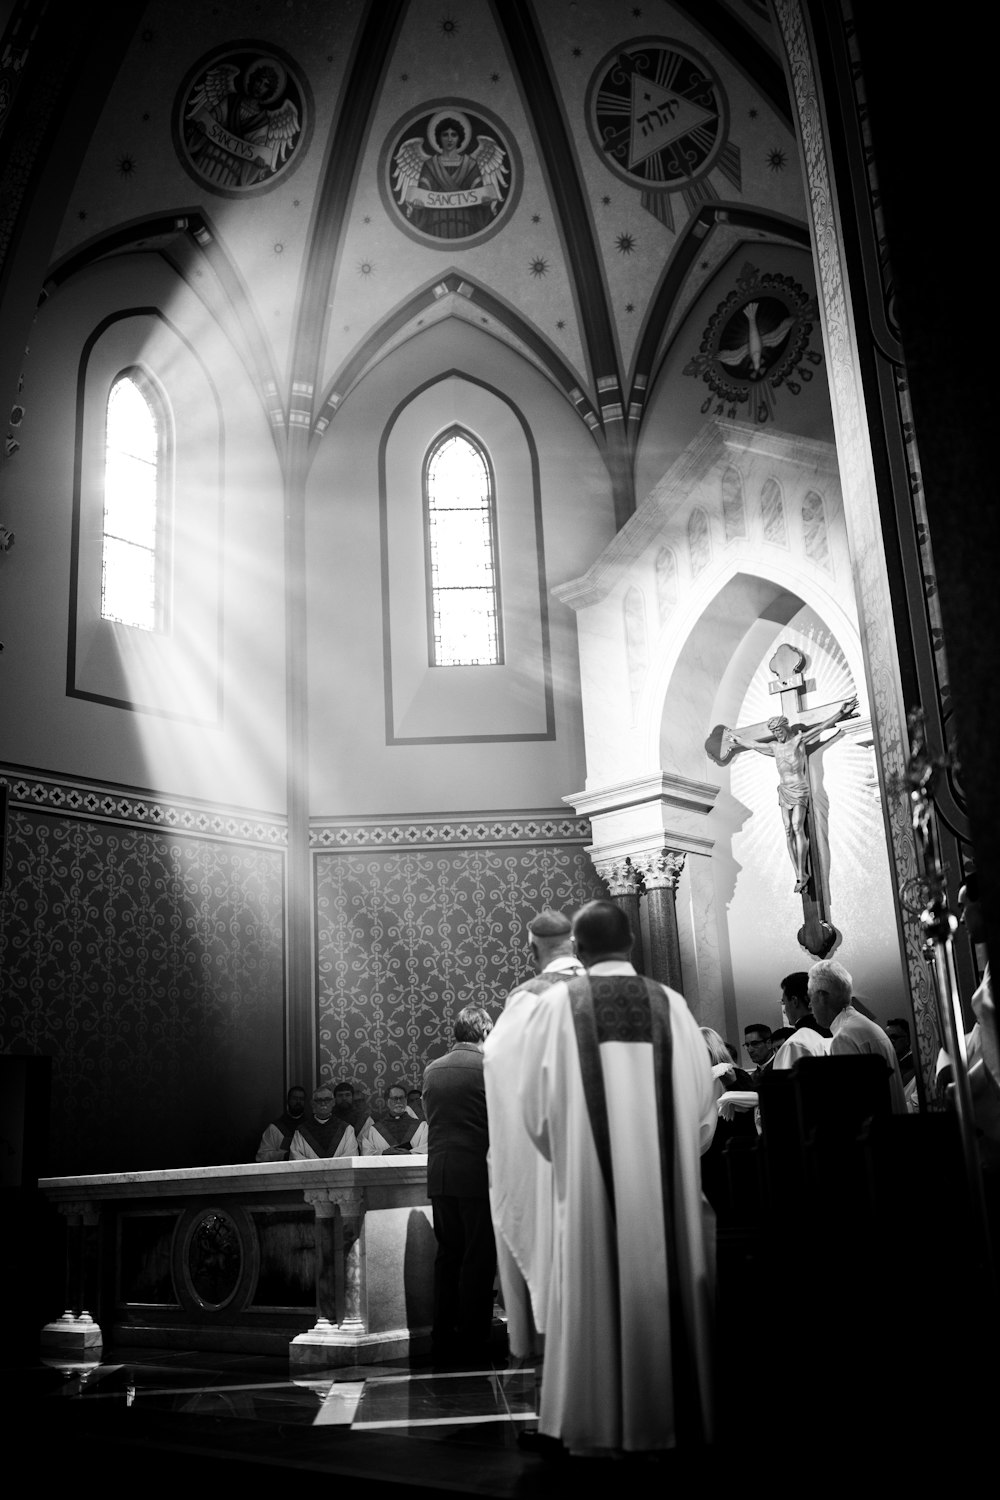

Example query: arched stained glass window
[424,428,502,666]
[102,370,168,630]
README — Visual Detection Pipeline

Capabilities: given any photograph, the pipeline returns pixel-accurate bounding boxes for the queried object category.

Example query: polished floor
[10,1319,987,1492]
[14,1342,573,1495]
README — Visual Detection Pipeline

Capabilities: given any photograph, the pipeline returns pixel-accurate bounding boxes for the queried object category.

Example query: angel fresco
[392,109,508,240]
[183,54,301,191]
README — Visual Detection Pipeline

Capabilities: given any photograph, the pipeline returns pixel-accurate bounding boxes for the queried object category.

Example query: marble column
[291,1185,366,1364]
[304,1188,338,1325]
[633,848,686,990]
[592,855,644,970]
[330,1188,364,1334]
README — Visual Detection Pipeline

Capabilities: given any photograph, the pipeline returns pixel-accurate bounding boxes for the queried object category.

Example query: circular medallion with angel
[380,102,521,246]
[173,44,311,197]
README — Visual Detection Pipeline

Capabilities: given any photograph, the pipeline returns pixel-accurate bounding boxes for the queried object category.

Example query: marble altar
[38,1156,435,1367]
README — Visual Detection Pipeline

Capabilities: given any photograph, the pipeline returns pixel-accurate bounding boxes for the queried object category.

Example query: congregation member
[743,1023,775,1087]
[700,1026,757,1214]
[359,1084,428,1154]
[289,1085,358,1159]
[772,970,830,1070]
[423,1003,497,1361]
[886,1017,916,1087]
[807,959,906,1113]
[514,899,717,1455]
[938,876,1000,1158]
[483,908,585,1364]
[254,1085,307,1162]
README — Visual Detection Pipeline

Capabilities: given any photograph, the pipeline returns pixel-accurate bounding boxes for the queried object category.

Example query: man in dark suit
[422,1003,496,1360]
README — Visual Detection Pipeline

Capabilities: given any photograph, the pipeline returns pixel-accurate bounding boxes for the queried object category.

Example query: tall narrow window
[424,428,502,666]
[102,370,167,630]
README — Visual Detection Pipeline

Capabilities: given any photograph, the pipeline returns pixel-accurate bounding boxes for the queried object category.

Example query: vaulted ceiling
[11,0,822,521]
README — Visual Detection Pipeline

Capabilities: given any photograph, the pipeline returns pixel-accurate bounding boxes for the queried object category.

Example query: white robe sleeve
[255,1123,286,1162]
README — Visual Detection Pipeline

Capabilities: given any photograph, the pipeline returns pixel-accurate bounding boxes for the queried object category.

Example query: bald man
[484,908,585,1362]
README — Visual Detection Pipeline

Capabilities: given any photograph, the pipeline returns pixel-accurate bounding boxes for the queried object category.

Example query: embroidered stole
[296,1114,349,1157]
[377,1114,420,1147]
[567,973,706,1445]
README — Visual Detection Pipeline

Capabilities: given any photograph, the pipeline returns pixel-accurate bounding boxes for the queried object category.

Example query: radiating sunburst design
[616,231,637,255]
[439,13,459,38]
[767,147,787,172]
[725,613,875,965]
[117,154,137,178]
[273,242,284,256]
[358,260,374,277]
[529,256,549,278]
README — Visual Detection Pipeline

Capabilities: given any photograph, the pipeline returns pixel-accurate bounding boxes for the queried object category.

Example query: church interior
[2,0,997,1482]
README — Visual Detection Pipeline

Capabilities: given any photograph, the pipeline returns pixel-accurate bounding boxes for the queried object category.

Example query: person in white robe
[289,1086,357,1159]
[808,959,907,1113]
[483,907,585,1360]
[358,1084,428,1154]
[516,899,718,1455]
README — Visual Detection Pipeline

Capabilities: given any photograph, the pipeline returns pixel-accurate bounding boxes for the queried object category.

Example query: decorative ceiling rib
[312,270,602,451]
[289,0,409,441]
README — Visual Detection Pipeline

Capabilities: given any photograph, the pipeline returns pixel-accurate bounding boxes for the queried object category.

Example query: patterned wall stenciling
[315,839,604,1096]
[0,804,285,1176]
[722,465,746,542]
[0,768,287,845]
[760,476,788,546]
[655,545,678,624]
[381,100,521,246]
[801,489,832,572]
[174,43,311,197]
[688,506,710,576]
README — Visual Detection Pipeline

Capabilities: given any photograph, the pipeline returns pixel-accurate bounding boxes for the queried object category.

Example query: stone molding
[0,765,286,846]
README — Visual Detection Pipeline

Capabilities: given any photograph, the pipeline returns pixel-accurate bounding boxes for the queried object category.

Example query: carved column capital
[302,1187,364,1219]
[632,847,686,892]
[592,855,643,897]
[56,1202,100,1226]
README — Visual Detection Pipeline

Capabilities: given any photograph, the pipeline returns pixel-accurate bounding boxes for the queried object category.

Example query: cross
[704,643,858,956]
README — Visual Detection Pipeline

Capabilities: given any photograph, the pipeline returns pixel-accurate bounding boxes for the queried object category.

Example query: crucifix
[704,643,858,957]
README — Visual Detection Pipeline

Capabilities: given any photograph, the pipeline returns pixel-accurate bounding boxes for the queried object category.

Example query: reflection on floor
[16,1345,557,1496]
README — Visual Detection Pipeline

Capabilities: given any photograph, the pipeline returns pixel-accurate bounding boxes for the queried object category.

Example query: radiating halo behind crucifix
[705,642,858,957]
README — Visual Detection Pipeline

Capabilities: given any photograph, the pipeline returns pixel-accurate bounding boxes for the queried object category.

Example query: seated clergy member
[807,959,907,1114]
[360,1084,429,1155]
[334,1080,373,1137]
[289,1085,358,1159]
[255,1085,307,1161]
[406,1087,426,1120]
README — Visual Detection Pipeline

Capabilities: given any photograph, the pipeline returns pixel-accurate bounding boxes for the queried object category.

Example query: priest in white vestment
[516,900,718,1455]
[483,907,585,1359]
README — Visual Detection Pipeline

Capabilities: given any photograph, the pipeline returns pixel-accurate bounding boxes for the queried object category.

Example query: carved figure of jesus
[725,695,858,893]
